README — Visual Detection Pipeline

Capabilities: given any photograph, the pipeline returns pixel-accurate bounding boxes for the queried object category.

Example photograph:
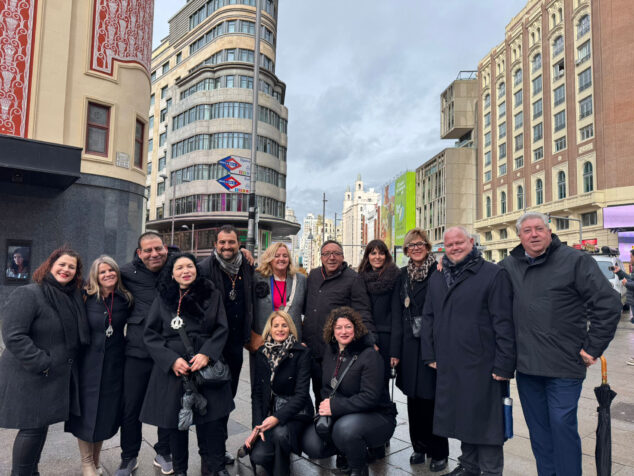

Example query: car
[589,248,627,309]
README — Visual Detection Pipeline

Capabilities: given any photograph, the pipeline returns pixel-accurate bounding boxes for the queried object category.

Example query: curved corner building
[147,0,298,254]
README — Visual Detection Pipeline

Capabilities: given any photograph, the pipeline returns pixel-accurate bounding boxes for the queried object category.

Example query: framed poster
[5,240,32,283]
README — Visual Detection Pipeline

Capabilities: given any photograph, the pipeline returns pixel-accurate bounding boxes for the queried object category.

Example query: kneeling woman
[141,253,234,476]
[303,307,397,476]
[247,310,313,475]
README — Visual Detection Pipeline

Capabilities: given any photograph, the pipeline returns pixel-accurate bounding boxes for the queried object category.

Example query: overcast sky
[153,0,528,226]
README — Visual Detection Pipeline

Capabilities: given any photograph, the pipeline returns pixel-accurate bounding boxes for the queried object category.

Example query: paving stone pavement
[1,314,633,475]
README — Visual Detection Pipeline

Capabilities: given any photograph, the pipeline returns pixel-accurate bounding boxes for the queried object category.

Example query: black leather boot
[349,466,369,476]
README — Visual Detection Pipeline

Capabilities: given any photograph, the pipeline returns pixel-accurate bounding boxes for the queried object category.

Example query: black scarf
[362,263,400,295]
[441,247,482,288]
[261,334,296,383]
[41,274,90,354]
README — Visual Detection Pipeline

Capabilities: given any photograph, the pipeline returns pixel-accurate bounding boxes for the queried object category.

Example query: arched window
[558,171,567,199]
[559,8,563,22]
[532,53,542,72]
[531,32,535,44]
[514,68,523,86]
[551,13,556,28]
[500,191,507,214]
[578,15,590,38]
[517,185,524,210]
[484,93,491,108]
[583,162,593,192]
[486,196,492,218]
[536,179,544,205]
[498,82,506,99]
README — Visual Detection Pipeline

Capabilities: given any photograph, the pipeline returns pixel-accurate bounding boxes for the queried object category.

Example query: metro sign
[219,156,242,172]
[217,174,242,191]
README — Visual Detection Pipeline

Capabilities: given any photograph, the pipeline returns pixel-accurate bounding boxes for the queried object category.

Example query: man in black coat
[500,212,620,476]
[198,224,255,469]
[421,227,516,476]
[117,232,172,476]
[303,240,374,405]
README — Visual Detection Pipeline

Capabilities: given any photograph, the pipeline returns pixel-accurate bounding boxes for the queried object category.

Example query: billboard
[379,181,395,250]
[217,155,251,193]
[603,205,634,228]
[394,172,416,246]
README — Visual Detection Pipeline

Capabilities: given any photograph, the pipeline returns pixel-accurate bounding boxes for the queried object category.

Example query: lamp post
[160,172,190,246]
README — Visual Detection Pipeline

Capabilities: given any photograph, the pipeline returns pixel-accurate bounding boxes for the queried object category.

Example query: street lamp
[159,173,190,245]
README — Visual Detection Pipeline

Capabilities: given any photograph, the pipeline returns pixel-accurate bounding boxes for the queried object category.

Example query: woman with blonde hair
[246,310,313,475]
[252,243,306,350]
[65,255,133,475]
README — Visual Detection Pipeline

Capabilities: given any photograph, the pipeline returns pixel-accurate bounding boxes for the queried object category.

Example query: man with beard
[199,225,255,473]
[421,227,516,476]
[116,232,172,476]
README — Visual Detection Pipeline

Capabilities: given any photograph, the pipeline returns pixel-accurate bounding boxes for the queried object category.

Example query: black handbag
[175,324,231,387]
[314,355,358,441]
[272,393,312,419]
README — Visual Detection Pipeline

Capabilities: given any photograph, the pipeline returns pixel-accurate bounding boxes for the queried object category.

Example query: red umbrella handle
[600,355,607,385]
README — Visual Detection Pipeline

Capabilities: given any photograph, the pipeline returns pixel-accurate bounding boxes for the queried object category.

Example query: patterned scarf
[213,248,243,276]
[441,246,482,288]
[261,334,297,383]
[407,253,436,282]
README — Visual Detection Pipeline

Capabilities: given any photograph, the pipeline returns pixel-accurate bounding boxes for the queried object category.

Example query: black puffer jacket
[321,336,396,418]
[500,234,621,379]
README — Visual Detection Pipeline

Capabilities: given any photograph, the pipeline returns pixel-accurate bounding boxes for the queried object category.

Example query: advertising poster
[395,172,416,246]
[379,181,395,250]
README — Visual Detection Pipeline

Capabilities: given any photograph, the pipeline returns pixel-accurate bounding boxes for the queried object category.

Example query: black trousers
[458,442,504,476]
[223,342,244,398]
[171,419,225,473]
[11,426,48,476]
[303,412,395,470]
[250,420,306,476]
[310,356,323,408]
[407,397,449,460]
[120,356,170,459]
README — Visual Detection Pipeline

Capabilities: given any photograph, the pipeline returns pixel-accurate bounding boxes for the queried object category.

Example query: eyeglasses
[407,241,427,250]
[321,251,343,258]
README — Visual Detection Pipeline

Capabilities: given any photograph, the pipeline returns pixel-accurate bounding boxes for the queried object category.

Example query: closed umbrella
[594,356,616,476]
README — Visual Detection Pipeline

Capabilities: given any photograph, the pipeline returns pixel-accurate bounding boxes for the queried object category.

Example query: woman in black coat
[302,307,396,476]
[0,247,89,476]
[394,229,449,472]
[141,253,234,476]
[246,310,313,475]
[65,255,133,475]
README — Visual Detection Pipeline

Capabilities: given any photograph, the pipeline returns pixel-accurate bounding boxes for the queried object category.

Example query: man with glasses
[303,240,374,406]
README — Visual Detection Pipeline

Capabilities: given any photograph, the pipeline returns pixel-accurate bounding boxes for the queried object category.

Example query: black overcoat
[252,341,313,428]
[140,278,234,428]
[66,291,130,441]
[393,266,438,400]
[420,259,516,446]
[0,284,83,428]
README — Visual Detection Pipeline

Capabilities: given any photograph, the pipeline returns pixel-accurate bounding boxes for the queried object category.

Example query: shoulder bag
[175,324,231,387]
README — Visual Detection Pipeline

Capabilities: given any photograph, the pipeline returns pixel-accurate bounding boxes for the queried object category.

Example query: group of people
[0,212,622,476]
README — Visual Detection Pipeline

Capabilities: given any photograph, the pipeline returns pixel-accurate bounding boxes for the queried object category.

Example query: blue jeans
[516,372,583,476]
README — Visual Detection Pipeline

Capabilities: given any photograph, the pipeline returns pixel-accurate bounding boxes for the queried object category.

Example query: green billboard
[394,171,416,246]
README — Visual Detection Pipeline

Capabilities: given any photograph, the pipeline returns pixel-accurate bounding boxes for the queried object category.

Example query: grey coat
[253,271,306,341]
[0,284,82,428]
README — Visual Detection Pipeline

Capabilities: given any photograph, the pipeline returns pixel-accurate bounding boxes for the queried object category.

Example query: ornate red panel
[90,0,153,76]
[0,0,37,138]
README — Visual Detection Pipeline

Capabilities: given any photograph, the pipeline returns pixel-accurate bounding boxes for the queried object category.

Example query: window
[499,122,506,138]
[150,94,155,107]
[157,181,165,195]
[148,138,153,152]
[134,120,143,168]
[486,197,492,218]
[514,89,523,107]
[583,161,593,192]
[162,62,169,75]
[500,228,508,239]
[514,111,523,130]
[514,68,523,86]
[534,146,543,161]
[532,53,542,73]
[557,171,567,198]
[147,162,152,174]
[151,71,156,82]
[226,20,236,33]
[532,99,542,120]
[582,211,597,226]
[535,178,543,205]
[515,133,524,151]
[533,75,542,95]
[484,131,491,147]
[499,101,506,118]
[578,67,592,92]
[484,151,492,166]
[485,231,493,241]
[484,93,491,108]
[156,206,164,220]
[515,156,524,169]
[86,102,110,155]
[484,170,492,182]
[240,75,254,89]
[556,218,569,230]
[485,250,493,261]
[577,15,590,39]
[499,163,507,176]
[158,156,166,171]
[159,132,167,147]
[555,136,567,151]
[554,110,566,132]
[552,36,564,57]
[553,60,565,81]
[500,191,507,213]
[160,85,167,99]
[226,75,235,88]
[517,185,524,210]
[176,52,182,64]
[577,40,591,64]
[484,112,491,127]
[498,82,506,99]
[579,96,593,119]
[499,142,507,159]
[148,116,154,130]
[580,124,594,140]
[533,122,543,142]
[160,108,167,122]
[554,85,565,106]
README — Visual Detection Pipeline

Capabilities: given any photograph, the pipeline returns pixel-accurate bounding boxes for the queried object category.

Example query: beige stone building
[475,0,634,261]
[145,0,298,255]
[342,175,380,268]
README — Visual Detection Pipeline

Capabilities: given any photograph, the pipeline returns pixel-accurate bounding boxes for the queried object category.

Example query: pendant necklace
[103,292,114,338]
[171,288,190,330]
[225,271,238,301]
[273,277,287,310]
